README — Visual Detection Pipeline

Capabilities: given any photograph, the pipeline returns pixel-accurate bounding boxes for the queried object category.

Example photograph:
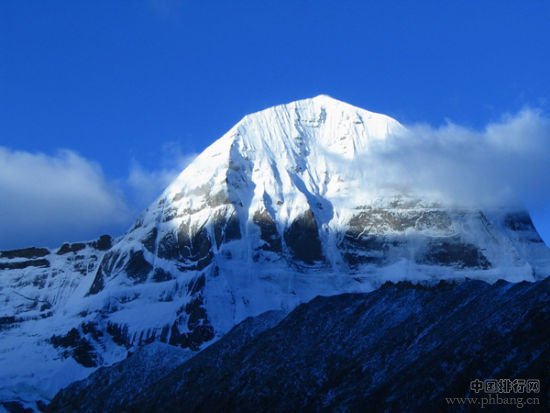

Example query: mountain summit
[1,97,549,408]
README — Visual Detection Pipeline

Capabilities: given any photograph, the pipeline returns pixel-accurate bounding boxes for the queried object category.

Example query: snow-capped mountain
[1,95,549,409]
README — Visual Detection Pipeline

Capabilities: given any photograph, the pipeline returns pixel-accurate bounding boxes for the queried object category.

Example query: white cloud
[0,142,197,250]
[347,108,550,244]
[0,148,130,249]
[364,108,550,210]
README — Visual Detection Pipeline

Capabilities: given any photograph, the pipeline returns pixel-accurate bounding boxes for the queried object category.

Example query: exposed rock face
[420,237,491,268]
[284,209,323,263]
[0,247,50,259]
[50,328,100,368]
[168,294,215,350]
[87,251,119,295]
[91,235,113,251]
[47,279,549,413]
[340,206,494,270]
[57,243,86,255]
[253,210,282,254]
[141,228,157,254]
[175,223,213,270]
[57,235,112,256]
[155,223,214,270]
[0,258,50,270]
[157,232,179,260]
[123,250,153,283]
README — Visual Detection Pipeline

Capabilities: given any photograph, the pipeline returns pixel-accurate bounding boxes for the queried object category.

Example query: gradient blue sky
[1,0,549,248]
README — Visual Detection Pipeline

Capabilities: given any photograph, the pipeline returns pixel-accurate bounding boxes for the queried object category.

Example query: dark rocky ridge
[48,278,549,413]
[44,343,194,413]
[0,258,50,270]
[57,235,112,256]
[48,311,286,413]
[0,247,50,259]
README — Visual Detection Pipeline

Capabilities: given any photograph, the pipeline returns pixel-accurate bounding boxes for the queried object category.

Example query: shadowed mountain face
[2,96,550,407]
[47,278,550,413]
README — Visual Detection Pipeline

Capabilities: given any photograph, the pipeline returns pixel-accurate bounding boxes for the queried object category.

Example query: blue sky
[1,0,549,248]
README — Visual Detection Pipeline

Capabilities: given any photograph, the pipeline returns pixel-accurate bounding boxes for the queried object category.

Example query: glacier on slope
[1,95,549,409]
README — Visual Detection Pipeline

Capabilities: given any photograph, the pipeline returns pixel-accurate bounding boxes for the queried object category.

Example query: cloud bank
[0,148,130,249]
[0,144,196,250]
[365,109,550,210]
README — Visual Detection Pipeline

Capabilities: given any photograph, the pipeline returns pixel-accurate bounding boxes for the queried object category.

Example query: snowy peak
[166,95,400,181]
[157,95,405,239]
[233,94,403,160]
[165,95,403,195]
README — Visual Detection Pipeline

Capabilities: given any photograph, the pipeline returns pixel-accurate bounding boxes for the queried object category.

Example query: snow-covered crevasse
[1,95,549,409]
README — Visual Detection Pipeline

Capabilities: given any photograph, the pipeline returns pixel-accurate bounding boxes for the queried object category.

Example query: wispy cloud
[127,143,197,208]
